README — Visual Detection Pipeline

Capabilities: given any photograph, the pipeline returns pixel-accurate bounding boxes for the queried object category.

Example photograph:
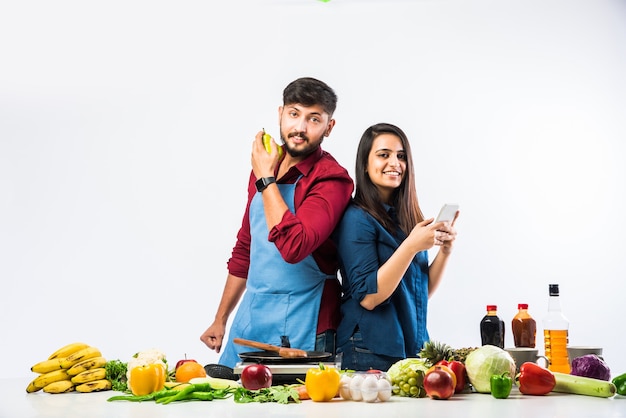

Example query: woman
[334,123,459,371]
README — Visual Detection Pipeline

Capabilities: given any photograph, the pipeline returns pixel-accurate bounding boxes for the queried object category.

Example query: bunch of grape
[390,368,427,398]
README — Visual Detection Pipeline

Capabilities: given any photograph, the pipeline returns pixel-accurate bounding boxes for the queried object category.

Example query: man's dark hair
[283,77,337,116]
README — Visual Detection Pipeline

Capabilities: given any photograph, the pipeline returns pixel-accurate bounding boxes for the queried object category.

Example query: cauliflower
[126,348,168,386]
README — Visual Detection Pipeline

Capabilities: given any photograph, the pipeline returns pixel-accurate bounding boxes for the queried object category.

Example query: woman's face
[366,133,406,203]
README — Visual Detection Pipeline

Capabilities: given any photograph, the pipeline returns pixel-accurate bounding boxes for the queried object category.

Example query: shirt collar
[384,204,399,224]
[283,146,324,178]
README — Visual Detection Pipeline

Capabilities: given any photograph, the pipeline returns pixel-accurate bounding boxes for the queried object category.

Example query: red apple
[241,364,272,390]
[424,365,456,400]
[175,355,197,370]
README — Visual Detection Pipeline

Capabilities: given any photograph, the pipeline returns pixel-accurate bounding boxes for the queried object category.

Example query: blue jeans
[337,330,402,371]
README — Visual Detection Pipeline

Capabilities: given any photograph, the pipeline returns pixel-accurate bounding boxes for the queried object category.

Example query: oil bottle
[543,284,570,373]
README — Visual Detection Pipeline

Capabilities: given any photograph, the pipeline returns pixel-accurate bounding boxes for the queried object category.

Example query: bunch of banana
[27,342,112,394]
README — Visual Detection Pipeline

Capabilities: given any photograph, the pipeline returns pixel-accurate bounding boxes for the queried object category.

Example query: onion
[464,345,516,393]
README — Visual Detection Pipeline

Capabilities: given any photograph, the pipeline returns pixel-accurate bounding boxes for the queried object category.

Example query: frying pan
[238,350,333,364]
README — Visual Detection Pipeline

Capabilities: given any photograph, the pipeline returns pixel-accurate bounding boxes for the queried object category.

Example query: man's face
[278,104,335,158]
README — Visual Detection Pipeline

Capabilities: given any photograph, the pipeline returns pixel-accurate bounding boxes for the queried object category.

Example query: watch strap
[255,176,276,192]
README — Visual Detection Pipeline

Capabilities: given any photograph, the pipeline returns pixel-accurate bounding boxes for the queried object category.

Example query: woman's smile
[367,133,406,201]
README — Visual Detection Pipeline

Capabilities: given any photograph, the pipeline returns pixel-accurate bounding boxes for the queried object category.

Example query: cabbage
[386,357,430,381]
[571,354,611,381]
[464,345,516,393]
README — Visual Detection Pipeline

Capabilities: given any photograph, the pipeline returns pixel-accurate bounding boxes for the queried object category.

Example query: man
[200,77,354,368]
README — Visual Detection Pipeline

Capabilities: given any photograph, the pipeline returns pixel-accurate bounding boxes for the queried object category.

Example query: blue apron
[219,179,332,368]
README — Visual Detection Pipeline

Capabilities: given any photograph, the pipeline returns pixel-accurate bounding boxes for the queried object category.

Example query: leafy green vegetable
[105,359,129,392]
[387,357,429,381]
[233,386,300,404]
[464,345,516,393]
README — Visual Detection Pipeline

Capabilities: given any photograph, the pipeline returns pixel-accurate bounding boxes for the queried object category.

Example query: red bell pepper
[436,360,468,394]
[515,362,556,395]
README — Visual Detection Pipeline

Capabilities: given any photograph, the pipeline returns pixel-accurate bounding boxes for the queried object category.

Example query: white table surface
[1,377,624,418]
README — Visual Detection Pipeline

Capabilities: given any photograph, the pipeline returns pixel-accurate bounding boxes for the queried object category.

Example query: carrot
[295,384,310,400]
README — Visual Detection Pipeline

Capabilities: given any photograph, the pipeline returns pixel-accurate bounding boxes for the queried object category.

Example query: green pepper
[613,372,626,396]
[490,372,512,399]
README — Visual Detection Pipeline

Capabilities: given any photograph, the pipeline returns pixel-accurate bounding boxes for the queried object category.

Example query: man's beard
[281,131,324,158]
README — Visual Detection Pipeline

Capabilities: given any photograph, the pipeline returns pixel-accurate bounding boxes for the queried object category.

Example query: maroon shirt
[227,146,354,333]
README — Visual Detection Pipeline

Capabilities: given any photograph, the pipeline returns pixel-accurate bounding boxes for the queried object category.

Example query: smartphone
[435,204,459,223]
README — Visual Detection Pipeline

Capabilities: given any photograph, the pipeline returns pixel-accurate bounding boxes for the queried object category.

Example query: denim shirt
[334,203,430,358]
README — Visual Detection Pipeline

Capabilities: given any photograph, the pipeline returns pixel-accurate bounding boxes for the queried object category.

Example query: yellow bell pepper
[305,363,341,402]
[129,363,166,396]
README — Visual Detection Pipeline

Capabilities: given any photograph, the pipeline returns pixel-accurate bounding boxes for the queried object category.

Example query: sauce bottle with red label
[512,303,536,348]
[480,305,505,348]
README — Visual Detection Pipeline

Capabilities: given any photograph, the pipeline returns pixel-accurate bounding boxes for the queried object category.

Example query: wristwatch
[255,176,276,192]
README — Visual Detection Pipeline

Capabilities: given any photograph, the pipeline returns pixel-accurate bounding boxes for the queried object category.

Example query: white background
[1,0,625,379]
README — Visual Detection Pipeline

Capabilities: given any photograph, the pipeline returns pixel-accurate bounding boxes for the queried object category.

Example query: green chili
[156,384,232,404]
[157,385,198,404]
[108,383,233,404]
[490,372,513,399]
[153,389,182,400]
[188,391,215,401]
[107,388,178,402]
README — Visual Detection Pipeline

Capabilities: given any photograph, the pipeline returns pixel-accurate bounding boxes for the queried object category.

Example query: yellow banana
[60,346,101,369]
[43,380,75,394]
[31,358,65,374]
[26,378,42,393]
[34,369,71,389]
[48,342,90,360]
[67,356,107,376]
[75,379,112,393]
[71,367,107,384]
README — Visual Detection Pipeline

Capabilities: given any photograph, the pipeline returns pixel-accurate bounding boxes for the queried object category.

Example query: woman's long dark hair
[353,123,424,235]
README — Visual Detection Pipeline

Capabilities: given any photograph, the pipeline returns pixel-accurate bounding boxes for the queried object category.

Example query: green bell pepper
[490,372,512,399]
[612,372,626,396]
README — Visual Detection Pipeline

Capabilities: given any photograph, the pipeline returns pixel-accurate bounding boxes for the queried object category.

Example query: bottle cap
[518,303,528,309]
[549,284,560,296]
[486,305,497,311]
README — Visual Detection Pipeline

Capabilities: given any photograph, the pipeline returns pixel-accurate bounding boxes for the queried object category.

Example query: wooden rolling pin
[233,338,308,358]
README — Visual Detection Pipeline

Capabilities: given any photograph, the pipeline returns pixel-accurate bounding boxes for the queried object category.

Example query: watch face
[255,177,275,192]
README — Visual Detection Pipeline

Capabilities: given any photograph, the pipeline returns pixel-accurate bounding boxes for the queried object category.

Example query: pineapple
[419,340,478,365]
[419,340,453,365]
